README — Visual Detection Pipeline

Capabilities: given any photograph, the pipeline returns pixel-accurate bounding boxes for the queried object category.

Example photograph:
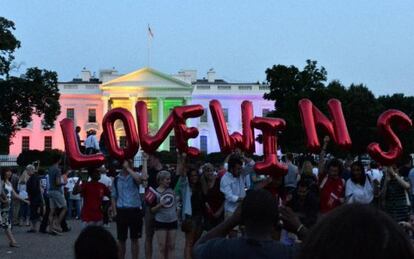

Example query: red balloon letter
[173,105,204,157]
[367,109,412,166]
[136,101,174,153]
[102,108,139,161]
[252,117,288,176]
[60,119,105,169]
[298,98,352,152]
[209,100,255,153]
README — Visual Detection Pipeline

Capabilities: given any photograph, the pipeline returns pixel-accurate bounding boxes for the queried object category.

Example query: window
[66,108,75,120]
[200,136,208,153]
[88,109,96,123]
[22,136,30,151]
[169,136,176,152]
[44,136,52,150]
[223,108,229,122]
[262,109,270,117]
[197,85,210,90]
[238,85,252,90]
[63,85,78,89]
[119,136,127,148]
[259,85,270,90]
[218,85,231,90]
[200,109,208,123]
[148,108,153,123]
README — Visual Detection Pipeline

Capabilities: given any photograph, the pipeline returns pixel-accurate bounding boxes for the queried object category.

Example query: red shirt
[319,176,345,214]
[80,182,110,222]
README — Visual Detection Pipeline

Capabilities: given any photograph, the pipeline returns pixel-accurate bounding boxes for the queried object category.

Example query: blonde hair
[301,161,314,176]
[156,170,171,185]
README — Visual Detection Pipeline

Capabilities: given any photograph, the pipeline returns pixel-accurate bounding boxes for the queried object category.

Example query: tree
[264,60,328,153]
[0,17,60,154]
[264,60,385,156]
[0,17,21,78]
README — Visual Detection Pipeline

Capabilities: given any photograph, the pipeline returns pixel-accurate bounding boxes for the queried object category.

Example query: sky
[1,0,414,96]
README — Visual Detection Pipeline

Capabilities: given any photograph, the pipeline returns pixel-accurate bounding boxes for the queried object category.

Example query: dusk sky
[2,0,414,96]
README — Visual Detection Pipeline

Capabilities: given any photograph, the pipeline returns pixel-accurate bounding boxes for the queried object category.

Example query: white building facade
[9,67,274,156]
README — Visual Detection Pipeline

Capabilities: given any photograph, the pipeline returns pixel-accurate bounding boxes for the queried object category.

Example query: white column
[101,96,109,114]
[157,97,164,127]
[129,96,137,119]
[183,97,191,106]
[157,97,165,150]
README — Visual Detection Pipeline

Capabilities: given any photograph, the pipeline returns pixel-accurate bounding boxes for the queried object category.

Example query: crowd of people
[1,133,414,258]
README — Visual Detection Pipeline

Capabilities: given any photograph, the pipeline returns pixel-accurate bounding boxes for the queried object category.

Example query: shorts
[48,191,67,209]
[116,208,143,241]
[144,206,155,238]
[154,220,178,231]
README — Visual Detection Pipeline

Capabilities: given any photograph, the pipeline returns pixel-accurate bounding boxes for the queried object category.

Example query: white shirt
[220,172,248,213]
[85,134,100,150]
[366,169,383,182]
[99,174,112,201]
[345,178,374,204]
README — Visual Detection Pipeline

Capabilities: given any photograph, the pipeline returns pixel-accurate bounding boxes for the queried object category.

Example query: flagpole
[147,24,151,67]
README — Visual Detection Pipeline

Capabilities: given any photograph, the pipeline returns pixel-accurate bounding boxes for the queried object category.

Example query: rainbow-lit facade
[9,67,274,156]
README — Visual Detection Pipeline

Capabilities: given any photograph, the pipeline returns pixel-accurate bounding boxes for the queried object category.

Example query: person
[1,167,29,247]
[284,153,298,193]
[150,170,178,259]
[318,136,345,214]
[193,189,305,259]
[111,160,147,259]
[286,179,319,228]
[176,153,203,259]
[74,225,118,259]
[98,165,112,226]
[18,165,32,226]
[382,165,411,222]
[10,169,20,226]
[145,152,164,259]
[85,129,100,154]
[66,172,81,219]
[26,164,45,233]
[200,163,224,231]
[345,161,374,204]
[297,204,414,259]
[47,153,68,233]
[220,155,249,237]
[75,126,84,153]
[366,160,383,182]
[73,167,110,227]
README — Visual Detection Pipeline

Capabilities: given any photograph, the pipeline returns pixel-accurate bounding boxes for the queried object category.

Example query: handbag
[145,187,156,204]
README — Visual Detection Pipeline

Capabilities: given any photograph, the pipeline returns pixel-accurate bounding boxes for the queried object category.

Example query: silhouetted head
[298,204,414,259]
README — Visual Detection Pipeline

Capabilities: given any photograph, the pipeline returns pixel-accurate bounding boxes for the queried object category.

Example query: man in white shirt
[220,155,252,237]
[98,166,112,226]
[84,130,100,154]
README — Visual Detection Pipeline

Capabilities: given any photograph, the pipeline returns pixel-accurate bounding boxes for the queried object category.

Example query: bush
[17,149,63,167]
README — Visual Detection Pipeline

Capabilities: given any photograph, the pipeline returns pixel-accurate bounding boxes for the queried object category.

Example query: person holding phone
[383,165,411,222]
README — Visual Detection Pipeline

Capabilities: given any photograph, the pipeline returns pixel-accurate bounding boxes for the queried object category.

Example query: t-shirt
[152,188,177,223]
[80,181,110,222]
[319,176,345,214]
[194,237,299,259]
[284,163,298,188]
[98,174,112,201]
[48,165,62,193]
[148,168,161,189]
[27,175,43,205]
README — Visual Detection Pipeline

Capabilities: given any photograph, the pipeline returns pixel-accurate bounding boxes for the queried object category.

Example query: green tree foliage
[0,17,60,154]
[264,60,414,155]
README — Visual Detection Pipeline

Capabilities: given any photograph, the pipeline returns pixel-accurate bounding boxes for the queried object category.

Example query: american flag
[148,25,154,38]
